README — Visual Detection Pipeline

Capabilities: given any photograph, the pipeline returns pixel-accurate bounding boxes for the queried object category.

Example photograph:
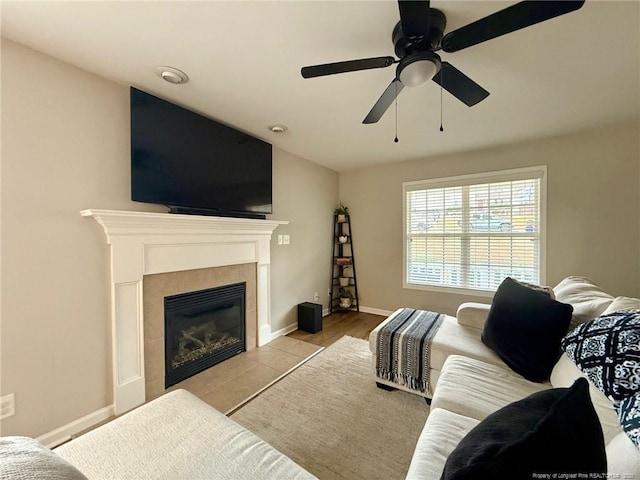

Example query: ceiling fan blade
[441,0,585,53]
[432,62,489,107]
[363,78,405,124]
[398,0,431,39]
[301,56,395,79]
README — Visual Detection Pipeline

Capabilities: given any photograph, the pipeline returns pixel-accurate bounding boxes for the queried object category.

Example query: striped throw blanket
[376,308,444,395]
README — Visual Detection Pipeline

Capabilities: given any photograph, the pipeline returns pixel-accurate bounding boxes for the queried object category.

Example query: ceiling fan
[301,1,585,124]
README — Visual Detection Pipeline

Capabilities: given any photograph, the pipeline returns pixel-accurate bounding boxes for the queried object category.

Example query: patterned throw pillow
[617,393,640,448]
[561,310,640,402]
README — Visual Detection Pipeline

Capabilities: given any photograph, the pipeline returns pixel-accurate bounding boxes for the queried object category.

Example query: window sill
[402,281,495,298]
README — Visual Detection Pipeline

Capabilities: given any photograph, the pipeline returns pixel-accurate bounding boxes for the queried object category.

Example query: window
[403,166,546,294]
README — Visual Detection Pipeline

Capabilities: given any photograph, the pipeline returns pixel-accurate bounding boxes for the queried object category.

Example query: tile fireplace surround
[81,209,287,415]
[144,263,257,400]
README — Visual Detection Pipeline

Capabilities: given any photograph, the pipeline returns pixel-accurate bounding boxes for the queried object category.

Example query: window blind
[404,167,545,293]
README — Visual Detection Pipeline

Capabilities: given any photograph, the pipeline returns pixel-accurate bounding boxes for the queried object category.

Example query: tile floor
[170,336,323,414]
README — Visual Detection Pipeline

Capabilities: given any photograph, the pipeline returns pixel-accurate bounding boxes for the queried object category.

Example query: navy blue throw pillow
[561,310,640,401]
[440,378,607,480]
[617,393,640,448]
[482,277,573,382]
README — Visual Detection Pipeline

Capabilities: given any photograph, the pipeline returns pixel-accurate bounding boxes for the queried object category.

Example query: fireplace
[81,209,287,414]
[164,282,246,388]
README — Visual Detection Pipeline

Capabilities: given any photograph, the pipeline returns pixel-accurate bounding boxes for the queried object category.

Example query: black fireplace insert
[164,282,246,388]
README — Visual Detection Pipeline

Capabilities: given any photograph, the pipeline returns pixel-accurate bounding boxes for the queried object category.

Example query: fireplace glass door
[164,282,246,388]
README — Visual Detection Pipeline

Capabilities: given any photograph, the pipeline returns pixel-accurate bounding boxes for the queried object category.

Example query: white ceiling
[2,1,639,172]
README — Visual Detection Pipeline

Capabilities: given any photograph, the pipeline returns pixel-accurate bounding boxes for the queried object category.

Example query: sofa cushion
[405,408,480,480]
[431,355,548,421]
[603,296,640,315]
[561,309,640,401]
[606,432,640,476]
[0,436,88,480]
[429,315,504,373]
[482,277,573,382]
[553,276,614,328]
[54,389,315,480]
[440,378,607,480]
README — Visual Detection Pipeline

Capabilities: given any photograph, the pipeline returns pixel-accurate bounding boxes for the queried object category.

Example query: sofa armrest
[456,302,491,330]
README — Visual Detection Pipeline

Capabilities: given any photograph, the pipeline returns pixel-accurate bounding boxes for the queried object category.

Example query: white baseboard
[359,305,394,317]
[37,404,115,448]
[268,322,299,342]
[322,307,330,317]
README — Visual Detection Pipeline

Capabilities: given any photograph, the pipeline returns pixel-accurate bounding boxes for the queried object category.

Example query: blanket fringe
[376,369,428,394]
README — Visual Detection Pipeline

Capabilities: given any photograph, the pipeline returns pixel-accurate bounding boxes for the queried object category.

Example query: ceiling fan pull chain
[394,80,399,143]
[439,68,444,132]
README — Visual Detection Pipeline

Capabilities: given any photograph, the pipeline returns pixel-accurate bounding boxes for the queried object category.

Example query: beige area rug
[231,335,429,480]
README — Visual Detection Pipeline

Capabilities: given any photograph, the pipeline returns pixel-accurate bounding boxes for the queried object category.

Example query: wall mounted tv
[130,87,272,219]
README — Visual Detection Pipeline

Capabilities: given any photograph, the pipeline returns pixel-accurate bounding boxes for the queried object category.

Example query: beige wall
[339,121,640,316]
[0,39,338,438]
[1,39,160,439]
[268,148,338,331]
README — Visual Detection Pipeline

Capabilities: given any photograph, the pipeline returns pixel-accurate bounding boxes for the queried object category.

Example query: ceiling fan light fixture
[397,52,441,87]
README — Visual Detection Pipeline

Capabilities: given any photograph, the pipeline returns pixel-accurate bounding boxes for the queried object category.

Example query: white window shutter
[404,167,545,293]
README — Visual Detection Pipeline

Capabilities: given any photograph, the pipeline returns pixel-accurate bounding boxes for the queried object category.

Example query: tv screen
[130,87,272,217]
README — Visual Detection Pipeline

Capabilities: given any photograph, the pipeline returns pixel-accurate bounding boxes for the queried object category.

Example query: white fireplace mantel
[81,209,288,415]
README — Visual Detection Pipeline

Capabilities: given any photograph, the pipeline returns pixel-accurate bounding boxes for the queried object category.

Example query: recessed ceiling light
[154,66,189,85]
[268,125,288,133]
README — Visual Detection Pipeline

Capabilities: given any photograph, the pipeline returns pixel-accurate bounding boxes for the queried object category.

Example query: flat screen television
[130,87,272,218]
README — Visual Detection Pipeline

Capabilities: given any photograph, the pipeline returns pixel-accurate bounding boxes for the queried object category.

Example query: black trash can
[297,302,322,333]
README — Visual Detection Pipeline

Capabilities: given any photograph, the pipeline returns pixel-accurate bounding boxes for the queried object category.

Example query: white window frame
[402,166,547,297]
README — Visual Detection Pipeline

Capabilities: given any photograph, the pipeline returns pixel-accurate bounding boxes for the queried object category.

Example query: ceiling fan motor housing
[393,8,446,58]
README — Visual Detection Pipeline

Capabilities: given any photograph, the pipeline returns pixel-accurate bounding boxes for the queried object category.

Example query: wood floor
[288,310,387,347]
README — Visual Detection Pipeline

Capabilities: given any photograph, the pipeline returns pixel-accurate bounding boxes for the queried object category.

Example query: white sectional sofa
[54,389,315,479]
[370,276,640,479]
[2,276,637,479]
[0,389,315,480]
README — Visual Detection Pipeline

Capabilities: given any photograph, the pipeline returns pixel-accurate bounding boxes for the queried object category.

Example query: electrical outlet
[277,234,283,245]
[314,292,320,301]
[283,234,290,245]
[0,393,15,420]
